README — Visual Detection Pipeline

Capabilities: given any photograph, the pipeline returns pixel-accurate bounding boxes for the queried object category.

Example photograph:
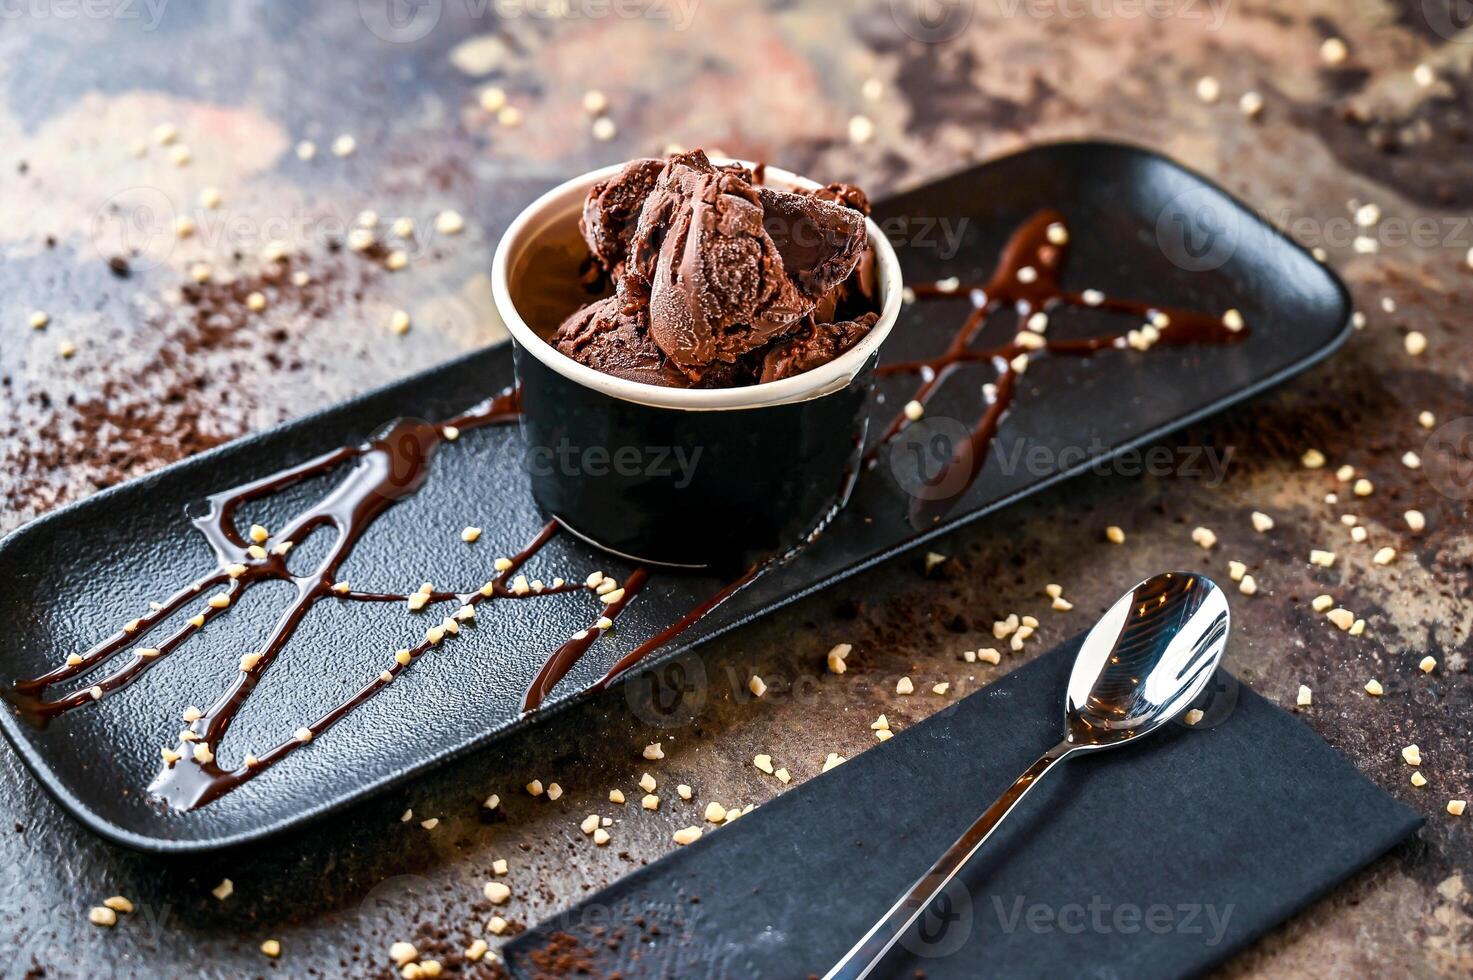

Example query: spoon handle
[824,741,1074,980]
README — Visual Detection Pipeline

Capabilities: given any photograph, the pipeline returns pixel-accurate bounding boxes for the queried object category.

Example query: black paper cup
[491,161,903,569]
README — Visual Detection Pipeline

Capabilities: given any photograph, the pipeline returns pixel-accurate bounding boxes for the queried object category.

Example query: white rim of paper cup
[491,159,903,411]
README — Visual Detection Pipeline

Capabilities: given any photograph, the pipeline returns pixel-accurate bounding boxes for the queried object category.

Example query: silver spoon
[825,571,1230,980]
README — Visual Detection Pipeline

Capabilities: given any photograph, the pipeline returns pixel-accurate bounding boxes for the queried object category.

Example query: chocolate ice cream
[552,150,881,388]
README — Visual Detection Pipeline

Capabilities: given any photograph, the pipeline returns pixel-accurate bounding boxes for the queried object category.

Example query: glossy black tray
[0,142,1351,851]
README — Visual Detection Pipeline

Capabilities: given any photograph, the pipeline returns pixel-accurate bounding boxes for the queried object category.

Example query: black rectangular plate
[0,142,1351,851]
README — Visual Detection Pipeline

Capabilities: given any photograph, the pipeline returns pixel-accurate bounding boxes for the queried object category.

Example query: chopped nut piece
[822,752,846,772]
[193,743,214,764]
[1402,744,1422,767]
[871,714,890,731]
[673,826,702,846]
[753,754,774,774]
[826,643,852,674]
[492,858,508,875]
[1310,550,1336,568]
[895,675,915,695]
[1404,331,1427,356]
[1296,685,1312,707]
[748,675,767,697]
[1364,679,1384,696]
[1190,526,1217,549]
[1450,800,1467,816]
[487,916,508,936]
[580,813,600,835]
[1419,656,1437,674]
[677,784,692,800]
[259,939,282,959]
[331,133,356,157]
[1411,771,1427,788]
[1227,560,1246,582]
[1104,525,1126,544]
[239,652,262,672]
[103,895,133,913]
[609,789,625,804]
[599,588,625,605]
[546,782,563,801]
[1250,511,1274,533]
[593,828,611,845]
[460,525,482,543]
[639,772,656,792]
[875,730,894,742]
[932,682,950,695]
[1320,37,1349,64]
[1301,449,1327,469]
[212,879,233,900]
[1350,526,1368,543]
[247,545,267,560]
[1195,75,1220,103]
[1184,708,1205,725]
[1405,510,1426,533]
[435,210,465,235]
[979,649,1002,665]
[1418,411,1436,429]
[161,747,181,764]
[483,881,511,904]
[642,741,664,761]
[1326,608,1356,631]
[1311,595,1335,613]
[1238,575,1258,596]
[294,727,313,743]
[207,593,231,609]
[1373,547,1396,566]
[420,818,439,830]
[89,906,117,927]
[526,779,544,796]
[704,802,727,823]
[776,768,791,784]
[1353,478,1373,497]
[641,794,660,810]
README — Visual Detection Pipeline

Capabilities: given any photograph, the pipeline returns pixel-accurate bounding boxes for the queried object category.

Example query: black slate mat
[504,635,1422,979]
[0,142,1353,850]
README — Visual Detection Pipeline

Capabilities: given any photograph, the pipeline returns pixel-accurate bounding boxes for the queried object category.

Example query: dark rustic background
[1,1,1469,976]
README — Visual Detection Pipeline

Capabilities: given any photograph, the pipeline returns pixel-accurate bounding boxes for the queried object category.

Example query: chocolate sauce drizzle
[6,210,1243,811]
[871,209,1247,524]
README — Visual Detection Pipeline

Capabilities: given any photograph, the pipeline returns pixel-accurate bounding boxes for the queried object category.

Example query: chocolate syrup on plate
[7,210,1243,811]
[871,209,1246,525]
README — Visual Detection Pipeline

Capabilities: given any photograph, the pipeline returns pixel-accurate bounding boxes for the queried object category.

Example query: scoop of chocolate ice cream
[759,313,878,383]
[555,150,879,389]
[756,187,868,308]
[622,151,816,372]
[580,158,665,275]
[551,296,754,388]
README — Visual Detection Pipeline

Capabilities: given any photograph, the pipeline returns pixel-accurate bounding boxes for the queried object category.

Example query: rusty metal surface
[0,1,1469,977]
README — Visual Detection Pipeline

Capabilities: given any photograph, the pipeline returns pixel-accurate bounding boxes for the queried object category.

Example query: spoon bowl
[1065,572,1230,749]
